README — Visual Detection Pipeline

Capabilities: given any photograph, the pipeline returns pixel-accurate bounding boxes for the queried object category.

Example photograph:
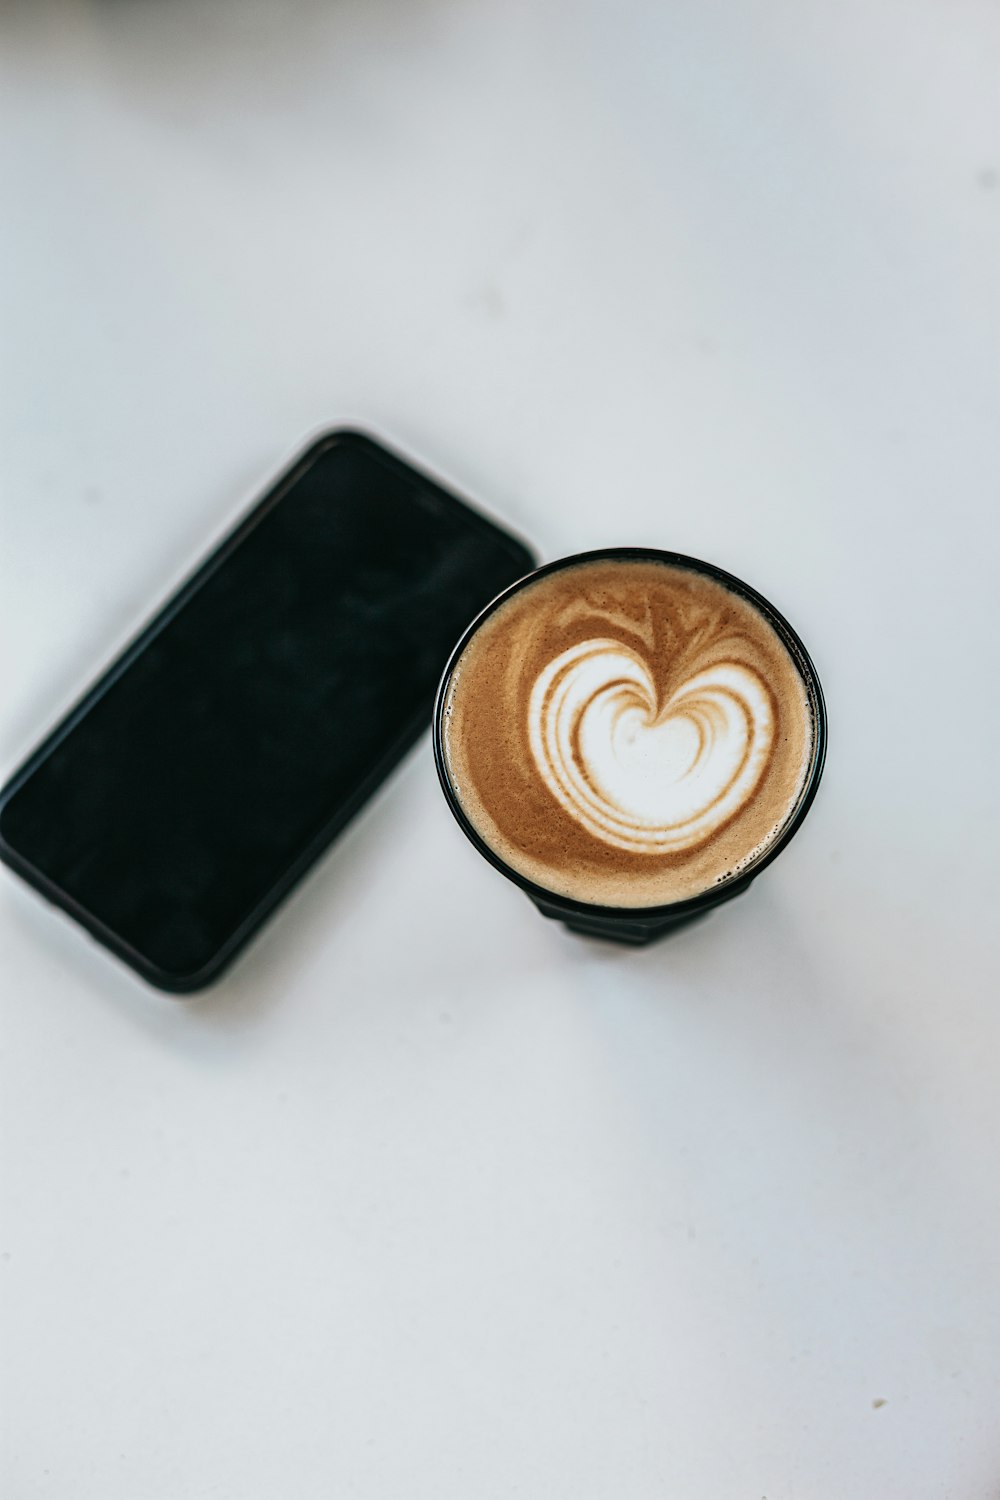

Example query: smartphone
[0,430,534,992]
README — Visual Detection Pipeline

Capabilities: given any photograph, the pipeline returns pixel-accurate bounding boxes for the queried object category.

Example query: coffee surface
[441,558,815,907]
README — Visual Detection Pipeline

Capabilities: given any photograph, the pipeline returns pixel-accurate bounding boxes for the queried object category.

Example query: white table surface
[2,2,999,1495]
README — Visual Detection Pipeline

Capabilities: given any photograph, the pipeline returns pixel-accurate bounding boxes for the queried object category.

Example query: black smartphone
[0,431,534,992]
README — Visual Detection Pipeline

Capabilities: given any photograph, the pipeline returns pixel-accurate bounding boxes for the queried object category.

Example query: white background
[2,2,999,1495]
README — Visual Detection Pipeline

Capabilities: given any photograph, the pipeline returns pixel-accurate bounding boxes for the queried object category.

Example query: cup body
[433,548,827,944]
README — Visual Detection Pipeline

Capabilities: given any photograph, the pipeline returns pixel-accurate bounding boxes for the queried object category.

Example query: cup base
[528,876,756,945]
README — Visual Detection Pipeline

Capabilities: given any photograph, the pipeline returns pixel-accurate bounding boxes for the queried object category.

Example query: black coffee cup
[433,548,827,945]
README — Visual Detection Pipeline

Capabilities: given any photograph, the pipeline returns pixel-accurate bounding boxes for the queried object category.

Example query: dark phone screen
[0,433,533,985]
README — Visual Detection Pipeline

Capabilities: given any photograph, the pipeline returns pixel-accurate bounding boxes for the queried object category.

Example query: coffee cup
[433,548,827,944]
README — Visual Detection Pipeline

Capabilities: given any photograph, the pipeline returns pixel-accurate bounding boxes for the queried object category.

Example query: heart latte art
[441,558,815,908]
[528,641,773,855]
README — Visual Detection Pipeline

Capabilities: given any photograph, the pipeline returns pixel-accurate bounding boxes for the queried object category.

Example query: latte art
[528,641,774,854]
[441,557,816,909]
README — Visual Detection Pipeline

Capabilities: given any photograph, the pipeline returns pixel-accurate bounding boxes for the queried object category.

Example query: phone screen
[0,432,534,989]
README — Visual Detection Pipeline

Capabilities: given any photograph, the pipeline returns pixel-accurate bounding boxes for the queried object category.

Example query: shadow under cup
[432,548,827,945]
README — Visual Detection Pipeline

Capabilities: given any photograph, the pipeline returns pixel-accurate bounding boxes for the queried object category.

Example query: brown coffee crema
[441,558,815,907]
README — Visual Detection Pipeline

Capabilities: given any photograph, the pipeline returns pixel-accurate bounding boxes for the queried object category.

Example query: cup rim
[432,546,828,922]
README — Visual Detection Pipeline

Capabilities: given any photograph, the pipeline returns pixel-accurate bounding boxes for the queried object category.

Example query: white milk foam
[527,639,773,855]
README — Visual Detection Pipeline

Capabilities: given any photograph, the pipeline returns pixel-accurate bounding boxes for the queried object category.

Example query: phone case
[0,430,535,992]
